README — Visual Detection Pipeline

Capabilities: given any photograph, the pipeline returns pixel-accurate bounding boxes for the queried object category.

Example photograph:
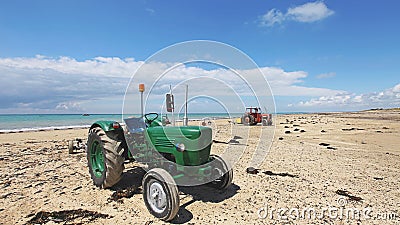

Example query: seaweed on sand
[26,209,112,224]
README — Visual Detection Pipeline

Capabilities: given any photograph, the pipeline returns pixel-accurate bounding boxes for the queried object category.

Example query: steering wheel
[144,113,159,124]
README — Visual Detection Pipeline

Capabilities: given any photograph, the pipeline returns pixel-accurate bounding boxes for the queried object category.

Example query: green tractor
[85,85,233,221]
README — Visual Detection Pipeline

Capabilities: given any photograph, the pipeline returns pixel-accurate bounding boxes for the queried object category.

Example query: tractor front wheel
[142,168,180,221]
[86,127,125,188]
[208,155,233,190]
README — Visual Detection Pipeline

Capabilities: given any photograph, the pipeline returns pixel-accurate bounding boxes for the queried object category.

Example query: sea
[0,112,306,133]
[0,113,243,133]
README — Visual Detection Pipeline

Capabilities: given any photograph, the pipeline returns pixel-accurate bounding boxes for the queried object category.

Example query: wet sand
[0,109,399,224]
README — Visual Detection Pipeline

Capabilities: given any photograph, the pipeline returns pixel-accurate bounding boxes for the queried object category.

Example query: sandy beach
[1,109,399,224]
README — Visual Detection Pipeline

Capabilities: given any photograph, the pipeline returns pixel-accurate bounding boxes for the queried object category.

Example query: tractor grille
[154,138,175,148]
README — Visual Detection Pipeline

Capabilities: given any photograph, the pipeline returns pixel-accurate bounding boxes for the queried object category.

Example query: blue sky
[0,0,399,113]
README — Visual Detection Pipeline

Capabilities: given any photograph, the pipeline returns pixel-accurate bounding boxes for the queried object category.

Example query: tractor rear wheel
[242,114,255,126]
[207,155,233,190]
[86,127,125,188]
[143,168,180,221]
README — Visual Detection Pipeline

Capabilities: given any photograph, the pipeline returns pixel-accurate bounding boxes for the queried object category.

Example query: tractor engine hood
[147,126,209,140]
[146,126,212,166]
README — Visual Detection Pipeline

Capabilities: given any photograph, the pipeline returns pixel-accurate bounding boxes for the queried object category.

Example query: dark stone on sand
[246,167,259,174]
[319,143,330,146]
[284,126,289,128]
[294,128,300,131]
[285,131,291,134]
[321,130,326,133]
[300,130,306,133]
[335,190,363,202]
[327,146,337,150]
[342,128,365,131]
[72,186,82,191]
[373,177,384,180]
[278,137,284,140]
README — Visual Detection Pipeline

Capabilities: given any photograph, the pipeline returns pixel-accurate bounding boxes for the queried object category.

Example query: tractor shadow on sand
[172,184,240,224]
[179,183,240,203]
[112,166,240,224]
[112,166,146,191]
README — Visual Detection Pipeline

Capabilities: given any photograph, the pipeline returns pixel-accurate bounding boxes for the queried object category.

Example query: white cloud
[286,1,334,23]
[293,83,400,109]
[0,55,142,78]
[255,67,342,96]
[316,72,336,79]
[259,9,285,27]
[0,55,343,113]
[0,55,137,113]
[55,102,84,111]
[146,8,155,14]
[259,1,334,27]
[393,83,400,92]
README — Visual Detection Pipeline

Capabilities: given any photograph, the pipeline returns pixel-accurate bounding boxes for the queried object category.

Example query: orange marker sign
[139,83,145,92]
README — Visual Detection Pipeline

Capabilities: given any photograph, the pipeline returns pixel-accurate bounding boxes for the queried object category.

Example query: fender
[90,120,123,132]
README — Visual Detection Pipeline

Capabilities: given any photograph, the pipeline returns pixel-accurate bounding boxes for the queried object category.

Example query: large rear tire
[242,115,255,126]
[86,127,125,189]
[142,168,180,221]
[207,155,233,190]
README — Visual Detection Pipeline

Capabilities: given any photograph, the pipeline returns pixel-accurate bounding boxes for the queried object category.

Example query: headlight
[175,143,185,152]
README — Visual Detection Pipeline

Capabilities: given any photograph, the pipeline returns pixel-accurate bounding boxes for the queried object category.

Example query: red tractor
[241,107,272,126]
